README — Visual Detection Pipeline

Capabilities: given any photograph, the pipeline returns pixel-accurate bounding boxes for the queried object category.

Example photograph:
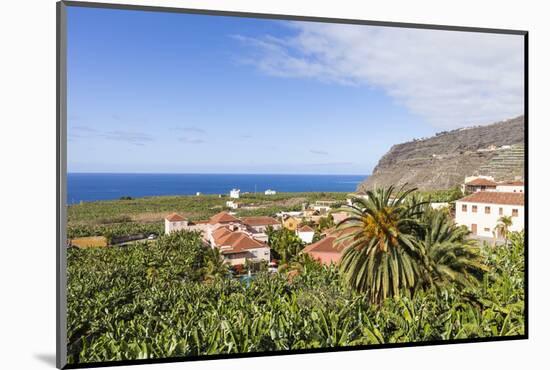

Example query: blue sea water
[67,173,368,204]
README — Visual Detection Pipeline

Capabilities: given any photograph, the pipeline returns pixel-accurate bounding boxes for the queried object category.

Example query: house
[229,188,240,199]
[462,176,497,193]
[226,200,240,209]
[312,200,338,215]
[211,227,270,266]
[282,215,302,231]
[455,192,524,238]
[241,216,281,233]
[208,211,240,225]
[164,213,188,234]
[264,189,277,195]
[496,181,524,193]
[240,216,281,241]
[296,225,315,243]
[301,228,354,265]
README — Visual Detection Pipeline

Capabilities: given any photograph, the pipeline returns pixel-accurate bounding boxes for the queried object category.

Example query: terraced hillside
[358,116,525,191]
[478,144,524,181]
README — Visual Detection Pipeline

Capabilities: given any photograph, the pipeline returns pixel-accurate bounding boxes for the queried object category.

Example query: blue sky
[67,6,524,175]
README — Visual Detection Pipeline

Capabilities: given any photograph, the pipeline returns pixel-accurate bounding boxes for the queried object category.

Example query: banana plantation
[66,188,525,364]
[67,233,524,363]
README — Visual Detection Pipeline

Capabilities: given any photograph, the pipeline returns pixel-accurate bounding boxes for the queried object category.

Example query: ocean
[67,173,367,204]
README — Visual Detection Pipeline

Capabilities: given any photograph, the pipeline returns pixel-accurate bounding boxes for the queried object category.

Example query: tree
[268,228,305,264]
[418,211,488,290]
[335,185,427,304]
[201,246,230,282]
[494,216,513,247]
[317,215,335,232]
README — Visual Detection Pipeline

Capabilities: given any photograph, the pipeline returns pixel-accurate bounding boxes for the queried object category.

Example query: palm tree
[419,211,488,289]
[335,185,427,304]
[494,216,513,247]
[202,247,230,282]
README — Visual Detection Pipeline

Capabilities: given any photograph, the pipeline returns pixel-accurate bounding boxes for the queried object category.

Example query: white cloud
[235,23,524,129]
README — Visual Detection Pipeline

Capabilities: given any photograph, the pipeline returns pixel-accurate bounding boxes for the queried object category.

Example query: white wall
[455,201,524,238]
[497,185,525,193]
[297,231,314,243]
[222,247,270,265]
[164,219,187,234]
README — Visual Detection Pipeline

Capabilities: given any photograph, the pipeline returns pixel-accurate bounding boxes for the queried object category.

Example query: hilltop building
[455,192,524,238]
[264,189,277,195]
[496,181,524,193]
[462,176,497,193]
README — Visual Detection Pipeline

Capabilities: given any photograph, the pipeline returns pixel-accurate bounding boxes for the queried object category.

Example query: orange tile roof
[465,178,497,186]
[165,213,186,222]
[298,225,315,232]
[302,228,356,254]
[241,216,280,227]
[458,191,524,206]
[209,211,240,225]
[214,230,267,254]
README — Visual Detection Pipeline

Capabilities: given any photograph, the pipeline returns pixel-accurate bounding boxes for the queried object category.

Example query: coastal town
[160,174,524,271]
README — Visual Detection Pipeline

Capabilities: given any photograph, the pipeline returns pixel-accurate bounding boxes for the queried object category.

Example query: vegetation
[66,188,524,364]
[67,230,524,364]
[495,216,513,247]
[336,187,489,303]
[267,227,305,265]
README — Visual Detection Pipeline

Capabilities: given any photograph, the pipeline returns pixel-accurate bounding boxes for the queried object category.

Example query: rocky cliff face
[358,116,525,192]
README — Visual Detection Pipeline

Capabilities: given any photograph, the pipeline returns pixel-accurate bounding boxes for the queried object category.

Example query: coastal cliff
[358,116,525,192]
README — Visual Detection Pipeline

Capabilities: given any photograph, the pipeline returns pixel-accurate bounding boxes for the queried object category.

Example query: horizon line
[67,171,370,176]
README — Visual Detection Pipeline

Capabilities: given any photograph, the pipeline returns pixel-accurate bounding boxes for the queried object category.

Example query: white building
[496,181,524,193]
[226,200,240,209]
[164,213,188,234]
[455,192,524,238]
[229,188,240,199]
[462,176,497,194]
[264,189,277,195]
[312,200,338,215]
[296,225,315,244]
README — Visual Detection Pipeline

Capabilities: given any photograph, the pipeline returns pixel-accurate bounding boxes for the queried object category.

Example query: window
[472,205,477,213]
[512,209,519,217]
[484,227,490,232]
[499,207,503,216]
[462,204,467,212]
[485,206,491,214]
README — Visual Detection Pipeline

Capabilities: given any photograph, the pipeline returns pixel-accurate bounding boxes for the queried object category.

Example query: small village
[162,175,525,274]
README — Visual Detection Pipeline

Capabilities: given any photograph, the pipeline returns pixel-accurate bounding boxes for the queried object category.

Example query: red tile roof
[302,228,356,254]
[465,178,497,186]
[241,216,280,227]
[457,191,524,206]
[209,211,240,225]
[213,229,267,254]
[298,225,315,232]
[165,213,186,222]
